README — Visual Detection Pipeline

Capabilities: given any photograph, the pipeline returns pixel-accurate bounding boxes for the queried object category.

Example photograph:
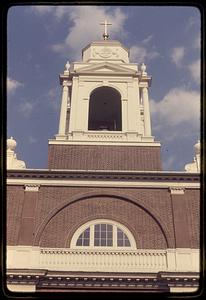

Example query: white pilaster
[58,80,70,136]
[134,78,141,134]
[142,87,152,136]
[68,77,79,133]
[121,98,128,132]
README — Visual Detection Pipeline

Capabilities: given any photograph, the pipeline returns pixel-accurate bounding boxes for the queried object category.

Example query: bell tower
[48,21,162,171]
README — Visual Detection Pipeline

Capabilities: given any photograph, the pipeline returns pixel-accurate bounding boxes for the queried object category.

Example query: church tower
[48,21,161,171]
[6,21,200,293]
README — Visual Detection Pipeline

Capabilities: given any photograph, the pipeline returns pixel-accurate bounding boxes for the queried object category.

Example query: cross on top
[100,19,112,40]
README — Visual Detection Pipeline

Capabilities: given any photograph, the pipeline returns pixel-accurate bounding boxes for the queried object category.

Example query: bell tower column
[142,86,152,136]
[58,80,70,137]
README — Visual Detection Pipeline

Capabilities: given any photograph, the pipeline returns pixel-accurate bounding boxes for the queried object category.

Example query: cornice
[7,270,199,291]
[6,169,200,183]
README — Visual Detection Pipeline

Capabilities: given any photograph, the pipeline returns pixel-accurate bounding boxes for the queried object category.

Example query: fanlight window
[72,220,136,249]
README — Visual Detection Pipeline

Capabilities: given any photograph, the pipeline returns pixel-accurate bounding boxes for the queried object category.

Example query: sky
[7,5,201,171]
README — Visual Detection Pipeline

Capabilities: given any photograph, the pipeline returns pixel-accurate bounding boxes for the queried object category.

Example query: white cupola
[51,20,159,149]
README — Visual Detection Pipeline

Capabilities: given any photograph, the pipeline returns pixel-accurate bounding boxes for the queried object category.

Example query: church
[6,21,200,293]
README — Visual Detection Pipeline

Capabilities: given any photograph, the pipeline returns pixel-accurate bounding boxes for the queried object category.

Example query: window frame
[70,219,137,250]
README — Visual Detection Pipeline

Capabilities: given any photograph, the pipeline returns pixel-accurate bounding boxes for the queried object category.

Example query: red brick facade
[7,184,200,250]
[48,144,162,171]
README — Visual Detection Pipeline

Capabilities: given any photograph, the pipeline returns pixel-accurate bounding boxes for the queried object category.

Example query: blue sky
[7,5,201,171]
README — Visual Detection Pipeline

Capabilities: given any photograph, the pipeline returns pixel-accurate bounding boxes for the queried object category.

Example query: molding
[7,246,200,274]
[7,284,36,292]
[7,169,200,186]
[24,185,40,192]
[169,187,185,195]
[6,271,199,292]
[74,62,136,75]
[7,178,200,189]
[48,139,160,147]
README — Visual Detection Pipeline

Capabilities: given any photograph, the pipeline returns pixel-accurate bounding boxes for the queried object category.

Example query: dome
[194,140,200,155]
[7,137,17,151]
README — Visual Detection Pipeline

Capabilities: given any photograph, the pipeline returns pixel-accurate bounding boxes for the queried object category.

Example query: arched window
[88,87,122,131]
[71,219,136,249]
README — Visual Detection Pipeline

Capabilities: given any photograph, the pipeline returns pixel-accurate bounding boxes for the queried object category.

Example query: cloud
[130,45,159,63]
[30,6,55,15]
[130,46,147,62]
[48,87,61,111]
[150,87,200,130]
[142,34,154,45]
[170,47,185,66]
[7,77,23,94]
[162,155,176,171]
[49,6,127,59]
[18,101,34,117]
[188,59,200,84]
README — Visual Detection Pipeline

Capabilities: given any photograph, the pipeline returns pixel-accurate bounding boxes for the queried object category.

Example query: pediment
[75,63,136,75]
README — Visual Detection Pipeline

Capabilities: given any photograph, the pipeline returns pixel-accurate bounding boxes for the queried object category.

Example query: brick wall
[48,144,162,171]
[7,184,200,249]
[7,186,25,245]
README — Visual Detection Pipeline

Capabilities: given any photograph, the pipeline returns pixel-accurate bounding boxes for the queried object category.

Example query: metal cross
[100,19,112,40]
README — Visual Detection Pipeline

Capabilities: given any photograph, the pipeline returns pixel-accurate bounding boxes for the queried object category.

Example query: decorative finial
[194,139,200,155]
[141,63,147,76]
[7,136,17,151]
[7,136,26,169]
[184,140,201,173]
[100,19,112,40]
[65,61,70,72]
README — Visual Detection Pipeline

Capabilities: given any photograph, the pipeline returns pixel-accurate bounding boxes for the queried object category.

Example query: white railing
[86,131,126,141]
[7,246,199,273]
[39,248,167,272]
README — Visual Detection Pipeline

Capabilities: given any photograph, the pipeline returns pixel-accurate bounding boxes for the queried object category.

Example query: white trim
[170,287,199,293]
[24,185,40,192]
[7,246,199,273]
[7,284,36,292]
[7,168,201,174]
[48,139,161,147]
[169,187,185,195]
[7,178,200,189]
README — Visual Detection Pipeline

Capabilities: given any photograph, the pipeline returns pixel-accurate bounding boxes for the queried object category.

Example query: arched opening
[88,87,122,131]
[70,219,136,249]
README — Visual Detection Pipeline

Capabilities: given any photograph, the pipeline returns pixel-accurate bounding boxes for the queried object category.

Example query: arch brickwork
[34,191,173,249]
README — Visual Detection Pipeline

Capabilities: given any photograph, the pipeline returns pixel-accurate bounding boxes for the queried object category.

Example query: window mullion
[90,225,94,247]
[114,225,117,247]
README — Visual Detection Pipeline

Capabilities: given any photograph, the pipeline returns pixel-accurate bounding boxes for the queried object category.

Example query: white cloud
[130,46,147,62]
[171,47,185,66]
[50,6,127,59]
[150,87,200,129]
[162,155,176,171]
[48,87,61,111]
[188,59,200,84]
[142,34,154,45]
[30,6,55,15]
[130,45,159,63]
[7,77,23,94]
[18,101,34,117]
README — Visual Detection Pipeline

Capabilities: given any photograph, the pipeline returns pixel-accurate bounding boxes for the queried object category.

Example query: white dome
[7,136,17,151]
